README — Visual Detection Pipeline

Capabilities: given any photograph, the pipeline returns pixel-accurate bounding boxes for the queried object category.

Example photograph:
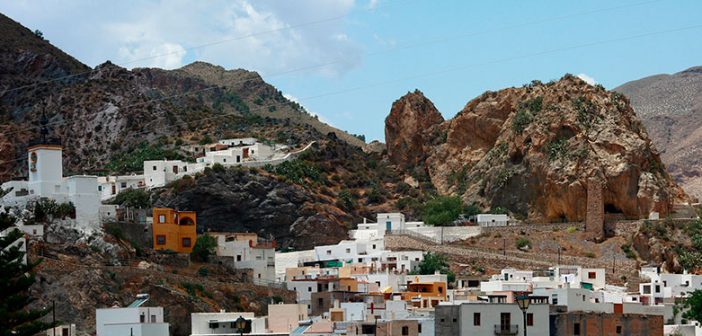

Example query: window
[372,244,376,249]
[223,159,227,163]
[473,312,481,326]
[345,248,351,253]
[140,313,145,323]
[183,166,187,172]
[616,325,622,334]
[418,323,422,333]
[182,237,192,247]
[158,215,166,223]
[156,235,166,245]
[151,315,156,323]
[153,165,157,171]
[655,285,661,293]
[120,182,127,188]
[401,326,409,336]
[98,186,102,191]
[588,271,596,279]
[527,313,533,326]
[308,286,312,292]
[236,255,242,262]
[327,250,332,255]
[643,285,651,294]
[574,322,581,335]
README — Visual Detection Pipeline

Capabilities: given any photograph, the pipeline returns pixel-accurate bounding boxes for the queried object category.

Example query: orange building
[152,208,197,253]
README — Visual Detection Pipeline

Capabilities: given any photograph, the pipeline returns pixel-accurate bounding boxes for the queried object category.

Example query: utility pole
[612,255,615,274]
[503,239,506,257]
[557,247,561,266]
[52,300,55,336]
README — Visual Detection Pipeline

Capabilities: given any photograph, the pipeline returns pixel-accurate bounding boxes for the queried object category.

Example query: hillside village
[2,5,702,336]
[2,120,702,335]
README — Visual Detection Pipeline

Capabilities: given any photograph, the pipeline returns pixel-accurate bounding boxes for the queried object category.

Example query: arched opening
[604,203,623,214]
[179,217,195,226]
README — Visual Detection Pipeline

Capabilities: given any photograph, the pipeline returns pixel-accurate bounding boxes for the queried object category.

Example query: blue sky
[2,0,701,141]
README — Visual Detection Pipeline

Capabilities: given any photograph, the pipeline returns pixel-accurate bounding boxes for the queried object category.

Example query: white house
[474,214,510,227]
[45,324,77,336]
[0,143,100,229]
[97,174,145,201]
[435,299,550,336]
[95,295,169,336]
[211,232,276,284]
[190,311,266,336]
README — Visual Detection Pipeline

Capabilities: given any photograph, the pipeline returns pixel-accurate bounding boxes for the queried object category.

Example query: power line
[0,0,413,95]
[0,0,666,138]
[2,22,701,169]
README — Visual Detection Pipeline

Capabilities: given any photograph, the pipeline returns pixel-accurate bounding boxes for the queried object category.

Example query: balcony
[494,324,518,336]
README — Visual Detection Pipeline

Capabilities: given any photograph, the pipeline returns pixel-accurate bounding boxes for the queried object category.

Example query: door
[500,312,511,330]
[386,221,392,231]
[243,148,249,158]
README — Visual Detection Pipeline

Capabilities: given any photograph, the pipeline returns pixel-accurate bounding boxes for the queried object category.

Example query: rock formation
[385,90,444,168]
[386,75,686,222]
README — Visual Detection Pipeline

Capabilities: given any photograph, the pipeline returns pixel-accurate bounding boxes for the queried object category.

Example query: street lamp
[234,316,247,336]
[515,293,530,336]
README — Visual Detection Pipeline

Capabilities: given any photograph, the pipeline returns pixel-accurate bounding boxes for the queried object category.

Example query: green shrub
[545,137,570,161]
[584,252,596,258]
[516,238,531,250]
[191,235,218,262]
[512,109,533,133]
[211,163,225,173]
[566,226,578,233]
[112,189,151,208]
[265,160,321,186]
[411,252,455,283]
[621,244,637,259]
[197,267,209,277]
[422,196,463,226]
[336,190,356,211]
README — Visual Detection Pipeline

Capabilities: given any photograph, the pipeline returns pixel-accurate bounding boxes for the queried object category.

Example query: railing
[494,324,519,336]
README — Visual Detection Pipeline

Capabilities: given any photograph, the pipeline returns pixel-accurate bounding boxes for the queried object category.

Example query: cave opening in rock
[604,203,623,214]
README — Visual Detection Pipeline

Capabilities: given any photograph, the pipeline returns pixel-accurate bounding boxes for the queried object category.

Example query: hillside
[614,66,702,200]
[0,13,364,181]
[386,75,686,222]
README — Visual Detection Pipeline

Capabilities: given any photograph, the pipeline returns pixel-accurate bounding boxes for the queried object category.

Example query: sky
[2,0,701,141]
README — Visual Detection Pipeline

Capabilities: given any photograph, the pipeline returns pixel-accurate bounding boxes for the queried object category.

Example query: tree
[412,252,455,283]
[191,235,217,262]
[0,212,56,335]
[422,196,462,226]
[679,289,702,323]
[112,189,151,208]
[33,29,44,39]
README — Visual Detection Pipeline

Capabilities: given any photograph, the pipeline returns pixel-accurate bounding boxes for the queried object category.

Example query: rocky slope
[30,226,294,336]
[0,13,363,181]
[614,66,702,200]
[386,75,685,222]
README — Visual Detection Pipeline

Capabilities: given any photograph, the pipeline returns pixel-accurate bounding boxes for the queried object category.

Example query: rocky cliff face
[386,75,685,222]
[0,14,364,181]
[152,166,350,250]
[385,90,444,168]
[615,66,702,200]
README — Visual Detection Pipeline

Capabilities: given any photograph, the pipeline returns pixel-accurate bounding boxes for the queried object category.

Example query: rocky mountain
[614,66,702,200]
[386,75,685,222]
[0,13,364,181]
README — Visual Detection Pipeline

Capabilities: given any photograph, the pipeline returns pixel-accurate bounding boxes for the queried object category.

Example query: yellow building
[152,208,197,253]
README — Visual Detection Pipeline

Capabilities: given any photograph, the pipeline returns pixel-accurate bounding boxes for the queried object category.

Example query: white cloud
[577,73,597,85]
[283,93,334,126]
[368,0,380,10]
[0,0,363,77]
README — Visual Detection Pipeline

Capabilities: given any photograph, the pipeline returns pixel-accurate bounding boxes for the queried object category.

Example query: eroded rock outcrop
[385,90,444,168]
[387,75,686,222]
[152,168,349,250]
